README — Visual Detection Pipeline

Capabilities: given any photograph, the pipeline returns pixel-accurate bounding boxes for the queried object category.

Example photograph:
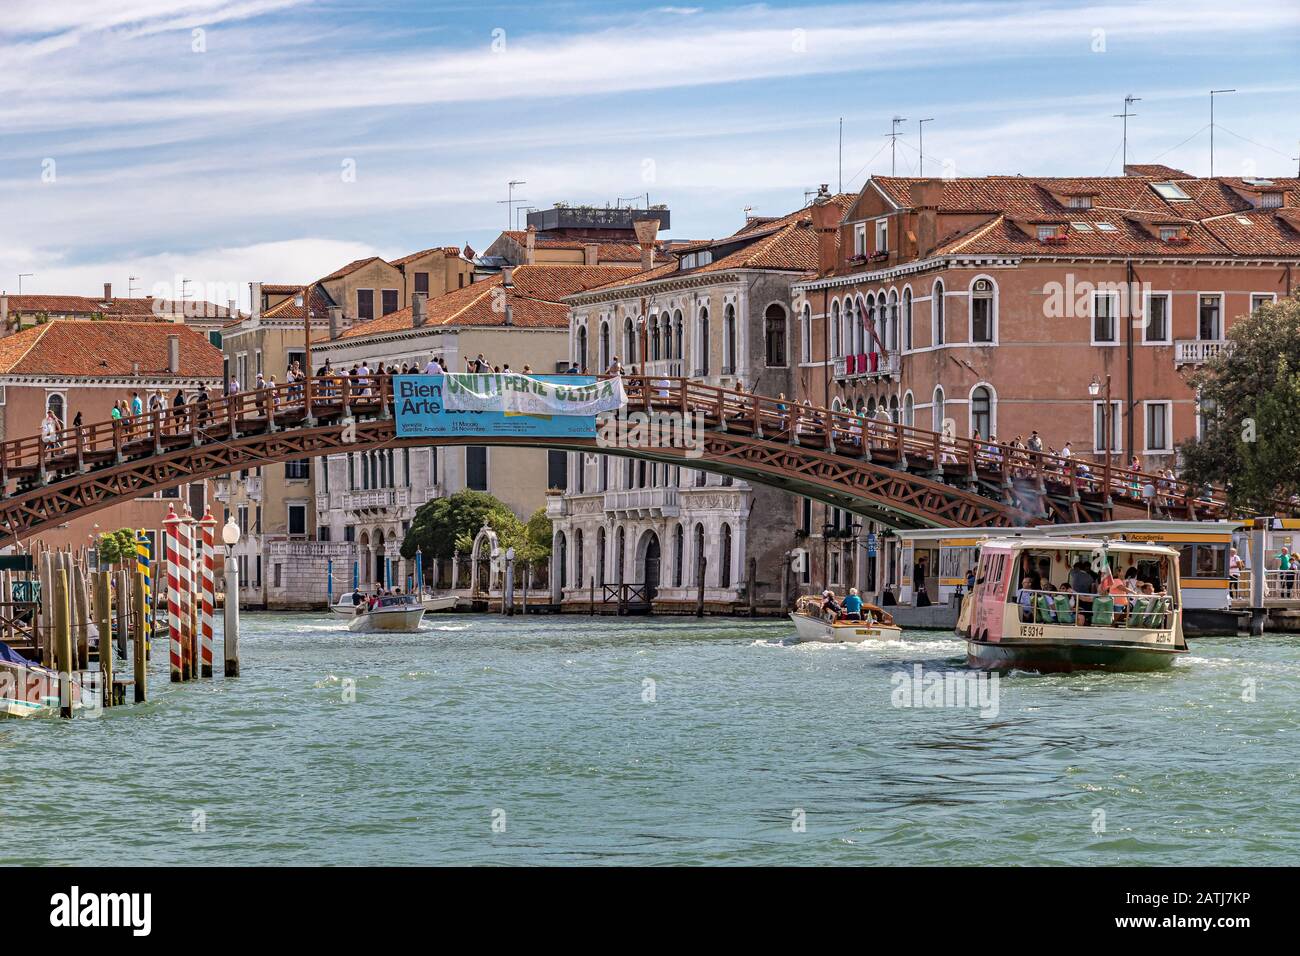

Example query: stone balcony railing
[834,351,900,381]
[603,487,680,518]
[1175,339,1232,366]
[267,539,358,559]
[215,474,263,502]
[546,494,569,519]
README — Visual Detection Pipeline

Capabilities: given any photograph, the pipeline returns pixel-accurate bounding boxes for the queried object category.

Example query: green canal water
[1,613,1297,866]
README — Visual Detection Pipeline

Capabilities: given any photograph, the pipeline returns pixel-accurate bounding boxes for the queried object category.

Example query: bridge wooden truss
[0,374,1236,541]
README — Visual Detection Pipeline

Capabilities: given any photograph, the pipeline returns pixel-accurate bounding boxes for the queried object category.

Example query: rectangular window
[971,296,993,343]
[381,289,399,316]
[1144,401,1172,453]
[1198,294,1222,340]
[1144,293,1171,343]
[357,289,374,320]
[1092,291,1118,344]
[875,219,888,253]
[274,564,282,589]
[319,526,331,542]
[1251,293,1276,313]
[344,525,355,543]
[466,447,488,491]
[285,459,309,480]
[1092,400,1122,454]
[287,503,307,537]
[853,224,866,257]
[547,450,567,491]
[237,505,248,536]
[414,272,429,295]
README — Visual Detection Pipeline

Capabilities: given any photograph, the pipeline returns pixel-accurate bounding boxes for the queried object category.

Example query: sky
[2,0,1298,311]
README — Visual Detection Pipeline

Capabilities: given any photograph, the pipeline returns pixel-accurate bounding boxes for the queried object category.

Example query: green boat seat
[1126,596,1148,628]
[1053,593,1075,625]
[1034,594,1055,623]
[1092,595,1115,626]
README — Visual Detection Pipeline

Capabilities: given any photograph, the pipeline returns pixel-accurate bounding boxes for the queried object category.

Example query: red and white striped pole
[176,512,194,681]
[163,507,183,683]
[199,511,216,679]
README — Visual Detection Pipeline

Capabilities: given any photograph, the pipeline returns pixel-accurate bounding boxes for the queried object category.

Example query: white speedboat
[788,595,903,643]
[330,595,364,617]
[420,592,458,613]
[346,594,426,633]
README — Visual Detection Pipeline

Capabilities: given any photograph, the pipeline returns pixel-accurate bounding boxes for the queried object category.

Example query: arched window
[800,303,812,363]
[596,527,606,585]
[764,303,787,367]
[694,522,706,584]
[851,297,862,355]
[46,393,65,425]
[830,300,842,357]
[623,316,636,365]
[696,306,710,376]
[864,294,876,354]
[933,280,946,346]
[673,524,684,588]
[723,303,737,373]
[932,386,945,434]
[903,391,915,426]
[970,276,996,344]
[886,289,899,351]
[902,288,913,351]
[673,310,684,362]
[599,320,611,370]
[574,529,584,589]
[557,532,568,590]
[575,324,588,371]
[889,394,900,423]
[720,523,733,588]
[616,526,626,582]
[970,385,994,439]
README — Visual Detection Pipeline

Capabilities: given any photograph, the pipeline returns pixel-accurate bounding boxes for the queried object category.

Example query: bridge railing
[0,371,1243,521]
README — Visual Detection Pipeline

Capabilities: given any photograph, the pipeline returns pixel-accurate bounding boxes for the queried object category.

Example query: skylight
[1070,222,1094,232]
[1095,222,1118,232]
[1151,182,1191,201]
[1236,216,1253,225]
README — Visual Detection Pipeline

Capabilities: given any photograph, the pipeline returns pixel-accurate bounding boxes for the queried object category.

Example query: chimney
[328,305,343,340]
[633,218,659,272]
[810,185,839,276]
[412,293,428,328]
[167,334,180,374]
[911,178,945,259]
[103,282,112,302]
[524,225,536,265]
[583,243,599,266]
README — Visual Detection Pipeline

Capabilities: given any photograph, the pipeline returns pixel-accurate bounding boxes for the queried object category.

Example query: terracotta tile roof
[332,264,640,341]
[1124,164,1193,178]
[260,285,335,321]
[0,320,223,378]
[391,246,462,266]
[318,256,387,283]
[865,175,1300,259]
[1,295,234,319]
[584,194,855,293]
[496,231,666,263]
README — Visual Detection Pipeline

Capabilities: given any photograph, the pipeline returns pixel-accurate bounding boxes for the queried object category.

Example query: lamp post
[221,517,241,677]
[822,521,835,592]
[294,286,314,423]
[1089,373,1113,503]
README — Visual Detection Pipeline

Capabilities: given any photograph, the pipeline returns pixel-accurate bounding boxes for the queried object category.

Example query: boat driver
[843,587,863,621]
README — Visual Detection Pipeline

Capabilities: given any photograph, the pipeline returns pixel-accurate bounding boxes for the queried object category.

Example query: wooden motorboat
[788,595,903,643]
[0,653,86,719]
[346,594,425,633]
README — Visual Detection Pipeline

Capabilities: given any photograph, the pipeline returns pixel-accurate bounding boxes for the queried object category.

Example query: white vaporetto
[441,373,627,416]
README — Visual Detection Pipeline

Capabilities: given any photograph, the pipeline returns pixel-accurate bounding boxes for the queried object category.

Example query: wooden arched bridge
[0,374,1234,541]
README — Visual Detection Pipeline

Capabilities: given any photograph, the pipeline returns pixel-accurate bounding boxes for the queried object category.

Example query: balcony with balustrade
[603,487,680,518]
[834,351,900,382]
[1175,340,1232,367]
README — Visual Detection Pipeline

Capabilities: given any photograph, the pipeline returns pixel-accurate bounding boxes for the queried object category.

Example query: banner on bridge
[394,374,623,438]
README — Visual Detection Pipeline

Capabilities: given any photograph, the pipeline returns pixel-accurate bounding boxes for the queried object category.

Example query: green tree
[400,489,524,561]
[1180,295,1300,513]
[97,528,138,567]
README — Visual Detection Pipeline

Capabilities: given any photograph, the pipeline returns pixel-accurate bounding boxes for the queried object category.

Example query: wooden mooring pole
[54,568,73,719]
[94,570,112,709]
[132,569,148,703]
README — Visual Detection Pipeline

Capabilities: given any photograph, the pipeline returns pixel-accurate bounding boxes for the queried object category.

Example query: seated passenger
[821,590,841,620]
[1017,577,1035,622]
[843,587,863,620]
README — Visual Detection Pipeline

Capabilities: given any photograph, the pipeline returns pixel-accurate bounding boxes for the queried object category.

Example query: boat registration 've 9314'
[964,537,1188,672]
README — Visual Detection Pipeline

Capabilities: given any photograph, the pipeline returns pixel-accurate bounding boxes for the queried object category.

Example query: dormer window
[1259,192,1283,209]
[853,223,867,258]
[1068,195,1094,209]
[875,219,888,253]
[698,250,713,266]
[681,253,697,269]
[1159,226,1179,241]
[1037,224,1068,244]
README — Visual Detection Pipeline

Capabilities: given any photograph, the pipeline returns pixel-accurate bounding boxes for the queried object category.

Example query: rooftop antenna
[838,118,843,193]
[18,273,33,294]
[1294,140,1299,178]
[180,278,192,302]
[497,180,527,229]
[889,116,908,176]
[743,205,755,221]
[128,275,140,298]
[1209,89,1235,177]
[918,118,934,175]
[1114,94,1140,171]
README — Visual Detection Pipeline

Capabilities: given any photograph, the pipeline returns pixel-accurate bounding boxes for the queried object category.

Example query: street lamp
[1089,374,1113,503]
[221,517,241,676]
[293,287,314,422]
